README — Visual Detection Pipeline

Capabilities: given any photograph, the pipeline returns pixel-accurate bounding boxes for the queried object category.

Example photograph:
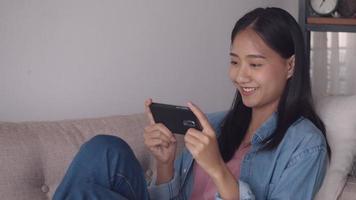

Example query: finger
[144,128,173,144]
[146,123,176,142]
[144,123,176,142]
[156,123,176,142]
[186,128,209,145]
[145,138,169,148]
[184,129,203,147]
[144,125,159,135]
[187,102,213,132]
[185,142,197,158]
[184,137,202,160]
[144,98,155,125]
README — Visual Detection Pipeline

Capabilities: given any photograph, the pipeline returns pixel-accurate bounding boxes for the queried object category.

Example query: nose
[234,65,251,84]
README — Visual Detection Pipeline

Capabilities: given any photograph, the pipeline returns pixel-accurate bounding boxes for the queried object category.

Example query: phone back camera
[183,120,196,128]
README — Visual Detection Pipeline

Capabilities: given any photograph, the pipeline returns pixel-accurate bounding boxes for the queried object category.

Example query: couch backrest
[0,113,153,200]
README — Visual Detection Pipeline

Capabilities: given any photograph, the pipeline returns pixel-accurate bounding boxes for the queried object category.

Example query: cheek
[257,69,286,90]
[262,73,288,96]
[229,67,237,81]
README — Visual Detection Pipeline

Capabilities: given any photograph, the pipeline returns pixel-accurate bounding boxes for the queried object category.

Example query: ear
[286,55,295,79]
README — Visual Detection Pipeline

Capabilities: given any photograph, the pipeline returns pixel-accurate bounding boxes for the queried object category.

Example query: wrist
[156,161,173,170]
[211,163,229,183]
[156,162,174,184]
[156,159,174,168]
[210,164,239,199]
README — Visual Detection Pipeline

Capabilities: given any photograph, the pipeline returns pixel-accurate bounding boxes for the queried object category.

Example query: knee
[81,135,133,156]
[87,134,130,148]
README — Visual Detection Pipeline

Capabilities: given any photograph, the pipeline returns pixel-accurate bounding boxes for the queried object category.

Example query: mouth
[240,87,257,96]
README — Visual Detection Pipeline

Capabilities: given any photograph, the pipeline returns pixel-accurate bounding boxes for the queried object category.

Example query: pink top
[189,144,251,200]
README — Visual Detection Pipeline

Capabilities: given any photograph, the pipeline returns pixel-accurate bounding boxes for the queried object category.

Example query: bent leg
[53,135,149,200]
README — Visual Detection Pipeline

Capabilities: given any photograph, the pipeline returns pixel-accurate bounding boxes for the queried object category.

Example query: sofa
[0,111,355,200]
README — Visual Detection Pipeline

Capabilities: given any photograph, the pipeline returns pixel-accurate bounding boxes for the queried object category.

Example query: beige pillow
[315,95,356,200]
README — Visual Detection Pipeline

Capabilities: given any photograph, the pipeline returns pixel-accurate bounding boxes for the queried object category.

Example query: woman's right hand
[143,99,177,165]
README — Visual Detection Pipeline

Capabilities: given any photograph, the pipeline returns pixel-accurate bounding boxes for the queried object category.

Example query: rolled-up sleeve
[239,180,256,200]
[148,146,189,200]
[148,172,181,199]
[215,180,256,200]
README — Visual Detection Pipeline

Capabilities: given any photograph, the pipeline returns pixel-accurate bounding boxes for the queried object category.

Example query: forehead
[231,28,279,58]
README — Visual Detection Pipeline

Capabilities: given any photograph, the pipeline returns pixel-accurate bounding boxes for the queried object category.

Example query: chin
[241,99,257,108]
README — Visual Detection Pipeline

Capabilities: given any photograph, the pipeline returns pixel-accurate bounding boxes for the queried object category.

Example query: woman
[53,7,328,200]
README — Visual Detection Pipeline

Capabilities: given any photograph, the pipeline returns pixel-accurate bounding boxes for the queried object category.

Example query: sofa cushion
[0,113,150,200]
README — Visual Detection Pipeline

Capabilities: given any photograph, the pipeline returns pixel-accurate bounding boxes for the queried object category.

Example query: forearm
[211,164,239,200]
[148,161,181,200]
[156,162,174,185]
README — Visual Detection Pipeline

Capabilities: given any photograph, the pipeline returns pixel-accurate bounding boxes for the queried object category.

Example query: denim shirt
[148,111,328,200]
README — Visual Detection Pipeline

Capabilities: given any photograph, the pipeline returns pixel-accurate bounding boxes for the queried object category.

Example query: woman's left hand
[184,102,225,179]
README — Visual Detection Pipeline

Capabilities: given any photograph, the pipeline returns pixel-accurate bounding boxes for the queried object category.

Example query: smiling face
[229,28,295,114]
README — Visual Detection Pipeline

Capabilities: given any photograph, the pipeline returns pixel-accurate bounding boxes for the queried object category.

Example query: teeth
[242,87,256,92]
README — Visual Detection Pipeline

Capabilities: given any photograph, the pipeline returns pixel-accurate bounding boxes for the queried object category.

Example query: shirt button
[41,185,49,193]
[145,169,153,178]
[183,169,187,173]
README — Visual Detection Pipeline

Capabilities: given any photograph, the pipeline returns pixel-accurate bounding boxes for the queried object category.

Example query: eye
[230,60,240,66]
[250,63,262,67]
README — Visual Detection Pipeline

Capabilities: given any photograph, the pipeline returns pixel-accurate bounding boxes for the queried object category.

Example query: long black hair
[218,7,329,162]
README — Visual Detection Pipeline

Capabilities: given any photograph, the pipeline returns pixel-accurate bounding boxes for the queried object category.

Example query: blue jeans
[53,135,150,200]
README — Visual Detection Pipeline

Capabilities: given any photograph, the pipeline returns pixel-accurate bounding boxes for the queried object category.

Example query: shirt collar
[251,112,278,145]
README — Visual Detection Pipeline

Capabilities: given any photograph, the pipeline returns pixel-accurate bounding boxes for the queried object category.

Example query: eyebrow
[229,52,266,59]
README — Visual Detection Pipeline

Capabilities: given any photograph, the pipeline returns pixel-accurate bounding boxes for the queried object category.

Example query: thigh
[60,179,130,200]
[53,135,150,200]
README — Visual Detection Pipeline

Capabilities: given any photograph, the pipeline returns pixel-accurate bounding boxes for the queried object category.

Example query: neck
[245,103,277,142]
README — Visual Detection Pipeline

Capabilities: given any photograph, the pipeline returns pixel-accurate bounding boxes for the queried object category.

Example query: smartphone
[149,102,202,134]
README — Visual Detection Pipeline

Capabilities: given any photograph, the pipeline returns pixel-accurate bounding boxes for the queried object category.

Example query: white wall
[0,0,293,121]
[273,0,298,18]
